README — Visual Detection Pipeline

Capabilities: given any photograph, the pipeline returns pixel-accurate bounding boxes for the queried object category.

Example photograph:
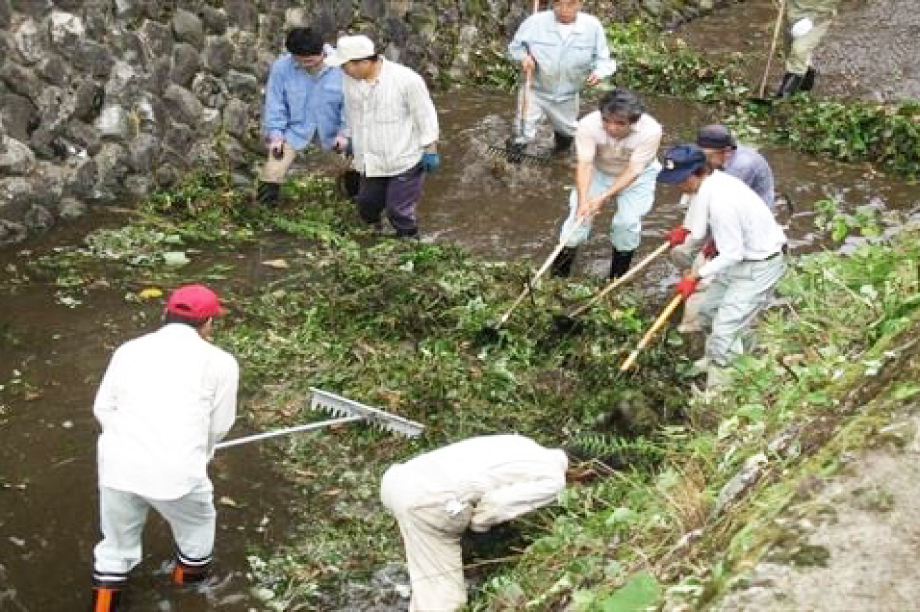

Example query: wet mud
[3,10,920,608]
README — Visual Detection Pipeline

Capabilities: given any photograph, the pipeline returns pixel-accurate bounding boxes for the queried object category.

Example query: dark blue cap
[656,144,708,185]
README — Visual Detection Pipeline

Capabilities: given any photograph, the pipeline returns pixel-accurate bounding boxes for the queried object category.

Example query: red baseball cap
[165,284,226,318]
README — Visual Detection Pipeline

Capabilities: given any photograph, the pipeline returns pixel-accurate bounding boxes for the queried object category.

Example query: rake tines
[484,142,551,167]
[309,387,424,438]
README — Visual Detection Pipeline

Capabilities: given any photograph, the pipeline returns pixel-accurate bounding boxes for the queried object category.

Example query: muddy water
[3,34,920,612]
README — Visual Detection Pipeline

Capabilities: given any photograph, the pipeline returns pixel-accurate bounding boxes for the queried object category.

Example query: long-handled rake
[478,218,585,343]
[750,0,786,106]
[619,293,684,371]
[553,240,671,332]
[215,387,424,450]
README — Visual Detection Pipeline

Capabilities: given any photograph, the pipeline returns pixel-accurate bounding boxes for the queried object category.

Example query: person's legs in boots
[609,163,659,277]
[552,183,596,277]
[777,18,830,98]
[257,142,296,208]
[92,487,151,611]
[152,484,217,586]
[356,175,389,233]
[385,164,426,239]
[510,88,546,157]
[545,96,579,155]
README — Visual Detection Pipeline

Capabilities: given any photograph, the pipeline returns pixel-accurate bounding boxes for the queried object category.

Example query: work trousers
[784,18,832,75]
[380,466,473,612]
[699,254,787,367]
[357,163,426,236]
[259,141,299,184]
[92,483,216,585]
[559,162,661,252]
[514,89,580,142]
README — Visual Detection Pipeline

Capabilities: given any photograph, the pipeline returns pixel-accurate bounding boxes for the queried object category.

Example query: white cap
[791,18,814,38]
[324,35,376,66]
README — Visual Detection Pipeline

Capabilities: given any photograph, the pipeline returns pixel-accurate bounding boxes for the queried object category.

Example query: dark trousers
[357,163,425,236]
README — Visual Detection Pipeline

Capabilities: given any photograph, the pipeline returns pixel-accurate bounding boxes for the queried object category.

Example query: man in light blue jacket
[508,0,616,154]
[258,27,348,208]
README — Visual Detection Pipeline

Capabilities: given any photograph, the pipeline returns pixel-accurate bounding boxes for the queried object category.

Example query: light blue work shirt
[724,145,775,210]
[509,11,616,102]
[262,54,344,152]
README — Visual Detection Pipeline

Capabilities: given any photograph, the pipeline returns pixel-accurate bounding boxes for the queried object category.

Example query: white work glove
[791,18,814,38]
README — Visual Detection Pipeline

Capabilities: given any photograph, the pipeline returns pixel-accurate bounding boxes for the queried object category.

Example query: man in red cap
[90,284,239,611]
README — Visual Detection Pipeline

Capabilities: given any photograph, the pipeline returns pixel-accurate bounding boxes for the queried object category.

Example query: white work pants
[380,467,473,612]
[514,89,579,142]
[559,162,661,252]
[785,18,832,75]
[92,483,216,583]
[699,254,787,366]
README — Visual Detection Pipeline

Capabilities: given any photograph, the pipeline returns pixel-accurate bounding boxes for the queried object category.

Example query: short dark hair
[598,88,645,123]
[286,27,324,56]
[164,311,210,329]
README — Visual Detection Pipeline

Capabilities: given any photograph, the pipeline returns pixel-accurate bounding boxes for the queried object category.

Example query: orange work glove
[675,276,699,300]
[667,226,691,247]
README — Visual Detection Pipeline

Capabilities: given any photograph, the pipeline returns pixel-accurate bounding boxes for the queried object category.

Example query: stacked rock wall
[0,0,730,245]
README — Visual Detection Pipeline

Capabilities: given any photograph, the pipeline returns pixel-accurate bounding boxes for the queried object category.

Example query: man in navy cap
[659,145,787,387]
[90,284,239,611]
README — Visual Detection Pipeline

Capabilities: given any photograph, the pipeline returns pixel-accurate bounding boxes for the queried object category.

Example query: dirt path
[716,445,920,611]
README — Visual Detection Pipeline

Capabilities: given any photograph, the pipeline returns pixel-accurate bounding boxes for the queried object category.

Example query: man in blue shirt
[258,27,347,208]
[695,124,775,210]
[508,0,616,155]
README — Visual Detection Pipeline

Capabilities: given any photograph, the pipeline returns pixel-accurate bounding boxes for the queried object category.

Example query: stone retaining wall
[0,0,730,245]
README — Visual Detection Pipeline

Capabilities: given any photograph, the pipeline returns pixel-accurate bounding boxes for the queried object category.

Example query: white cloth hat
[324,35,376,66]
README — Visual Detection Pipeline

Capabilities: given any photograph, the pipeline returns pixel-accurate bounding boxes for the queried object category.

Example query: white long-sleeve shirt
[342,59,439,178]
[386,434,568,532]
[94,324,239,500]
[681,170,787,278]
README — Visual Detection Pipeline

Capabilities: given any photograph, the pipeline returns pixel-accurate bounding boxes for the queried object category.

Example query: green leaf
[600,571,661,611]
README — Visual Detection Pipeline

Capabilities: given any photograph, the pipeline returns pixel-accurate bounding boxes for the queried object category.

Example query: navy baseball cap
[656,144,708,185]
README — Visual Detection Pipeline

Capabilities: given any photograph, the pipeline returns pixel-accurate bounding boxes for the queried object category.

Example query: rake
[619,293,684,371]
[553,241,671,332]
[215,387,424,450]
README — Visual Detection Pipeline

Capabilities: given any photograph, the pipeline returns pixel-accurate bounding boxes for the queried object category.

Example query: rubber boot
[609,248,635,279]
[256,181,281,208]
[550,246,578,278]
[91,584,123,612]
[553,132,574,155]
[775,72,804,99]
[171,559,211,585]
[800,66,816,92]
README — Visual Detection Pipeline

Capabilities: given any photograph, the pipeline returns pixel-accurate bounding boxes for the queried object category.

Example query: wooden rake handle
[496,217,585,328]
[620,293,684,371]
[569,241,671,319]
[758,0,786,98]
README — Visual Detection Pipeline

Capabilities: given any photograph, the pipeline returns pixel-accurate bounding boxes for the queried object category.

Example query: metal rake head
[309,387,424,438]
[484,142,552,167]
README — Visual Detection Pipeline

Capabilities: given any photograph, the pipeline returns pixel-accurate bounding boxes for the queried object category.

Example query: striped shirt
[342,59,439,177]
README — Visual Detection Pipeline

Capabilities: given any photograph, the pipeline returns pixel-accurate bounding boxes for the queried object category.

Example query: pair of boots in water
[550,245,634,279]
[91,559,210,612]
[775,66,816,98]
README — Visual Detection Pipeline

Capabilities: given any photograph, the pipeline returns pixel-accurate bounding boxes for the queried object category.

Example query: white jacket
[383,434,568,532]
[94,324,239,500]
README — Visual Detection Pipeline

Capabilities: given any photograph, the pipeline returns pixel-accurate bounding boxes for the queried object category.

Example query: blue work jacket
[262,54,344,151]
[509,11,616,102]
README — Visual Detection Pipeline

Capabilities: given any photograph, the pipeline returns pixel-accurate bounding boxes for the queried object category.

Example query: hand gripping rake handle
[620,293,684,372]
[215,387,424,450]
[568,240,671,319]
[495,217,585,329]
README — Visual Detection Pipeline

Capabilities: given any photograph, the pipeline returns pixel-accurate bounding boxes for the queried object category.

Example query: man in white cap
[90,284,239,612]
[325,35,440,238]
[380,434,568,611]
[776,0,843,97]
[659,145,787,388]
[508,0,616,155]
